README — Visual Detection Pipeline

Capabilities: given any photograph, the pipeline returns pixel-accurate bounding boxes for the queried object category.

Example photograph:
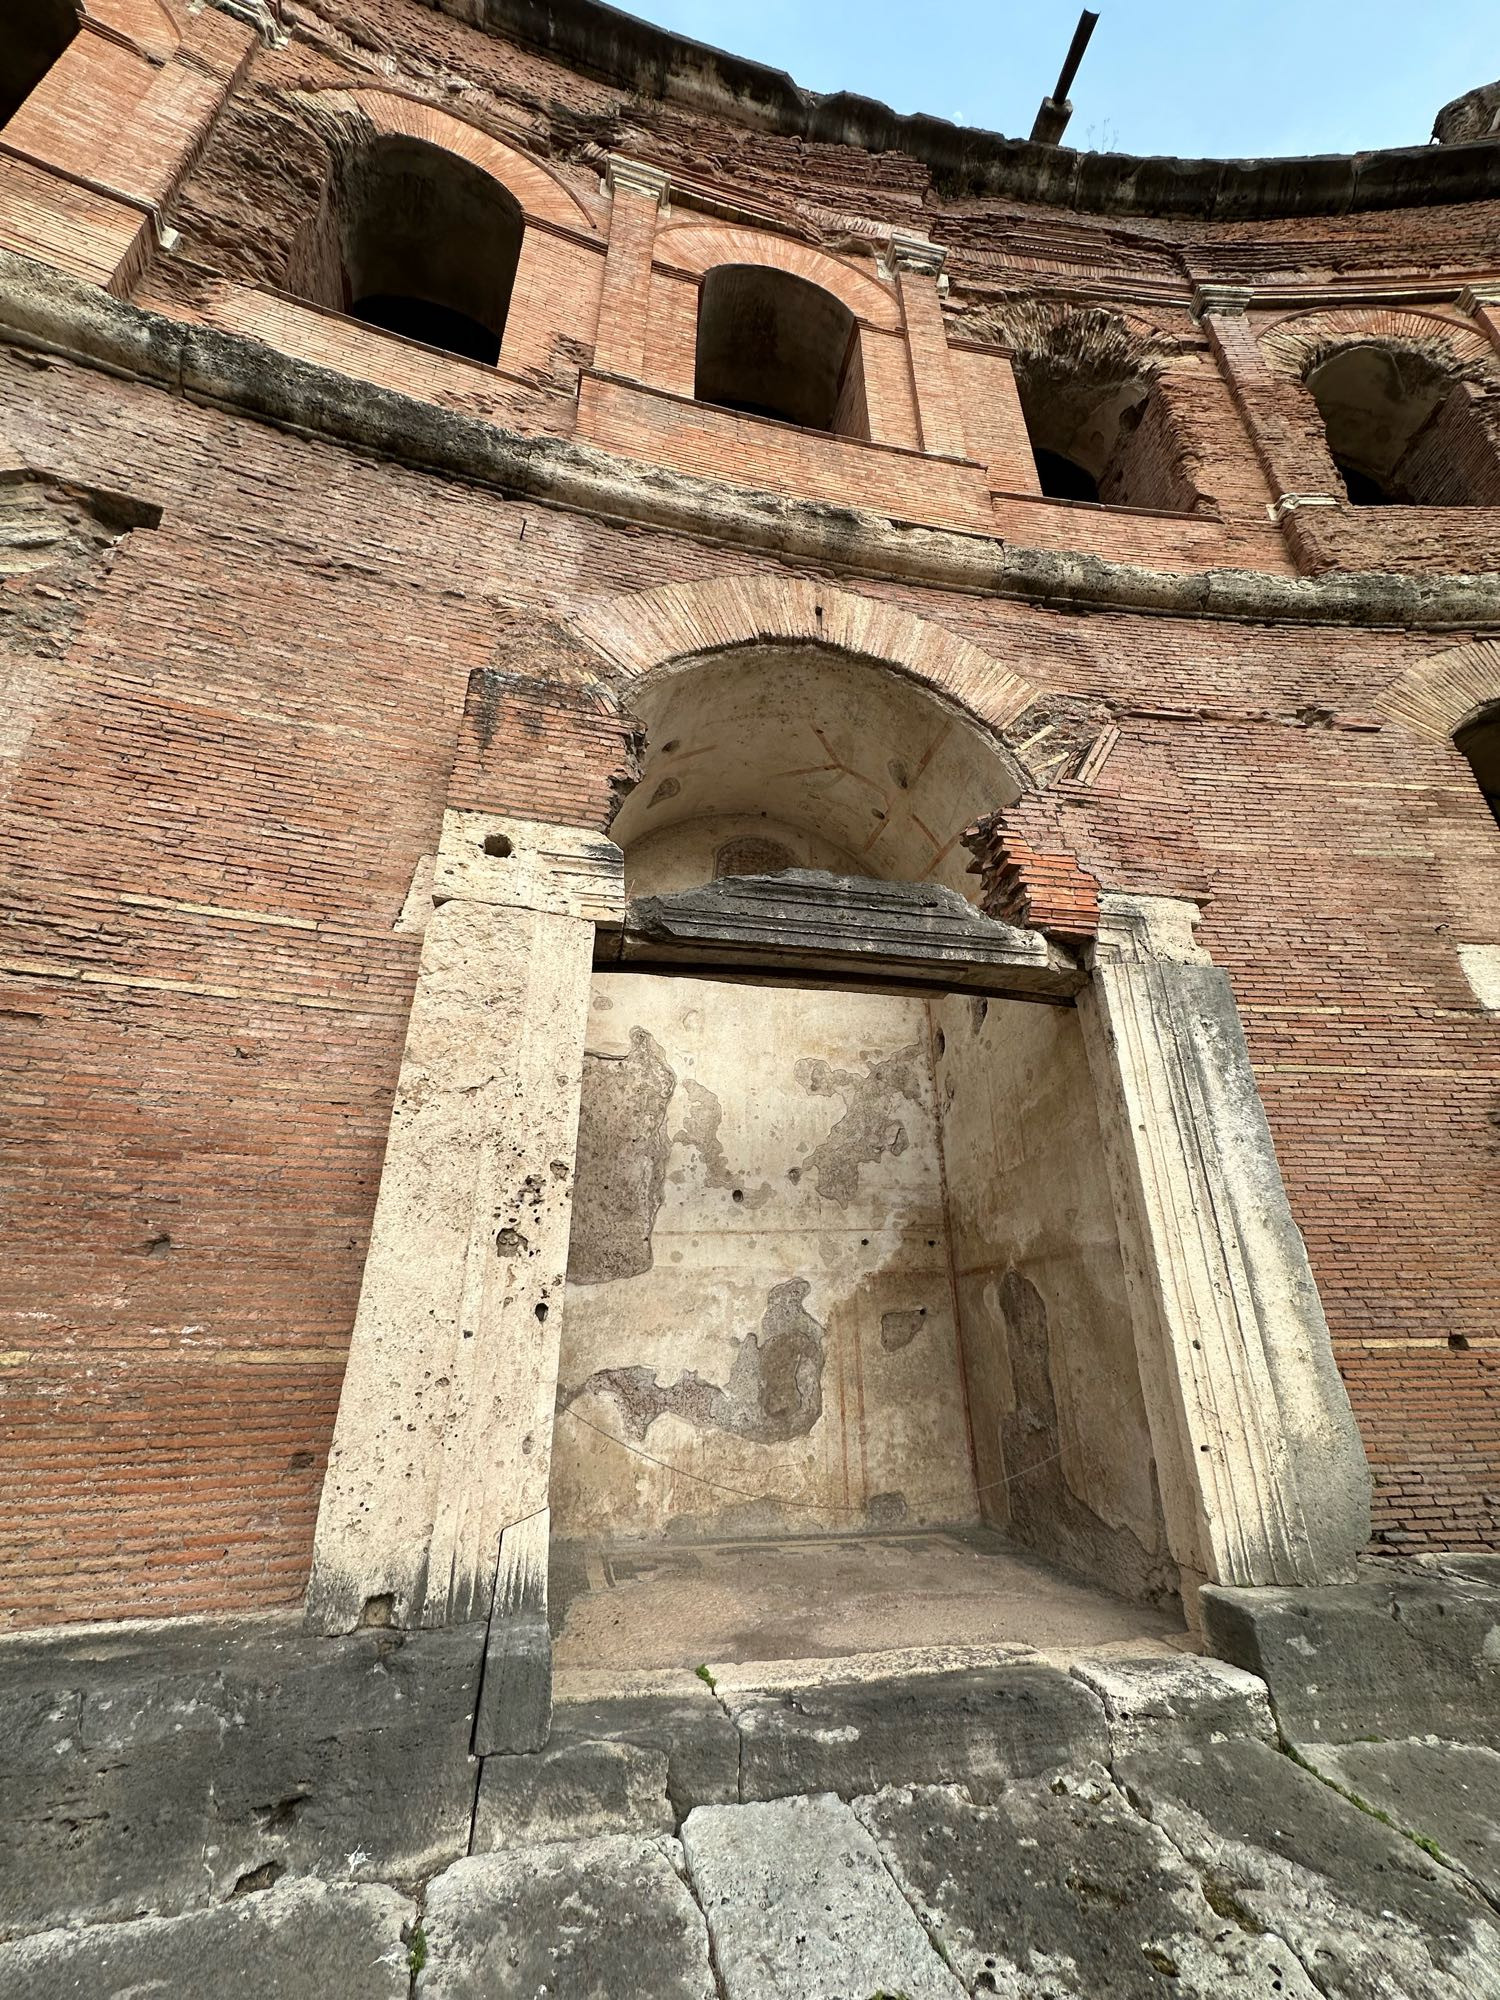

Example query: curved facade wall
[0,0,1496,1628]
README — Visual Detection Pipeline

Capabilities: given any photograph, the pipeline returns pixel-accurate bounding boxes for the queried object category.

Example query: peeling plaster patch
[566,1026,675,1286]
[673,1079,772,1207]
[796,1043,924,1205]
[564,1278,826,1444]
[879,1307,929,1351]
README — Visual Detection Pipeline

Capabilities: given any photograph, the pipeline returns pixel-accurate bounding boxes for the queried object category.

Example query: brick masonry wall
[0,0,1497,1623]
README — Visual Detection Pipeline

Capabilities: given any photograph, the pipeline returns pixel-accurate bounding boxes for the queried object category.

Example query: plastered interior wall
[931,992,1178,1610]
[550,972,979,1541]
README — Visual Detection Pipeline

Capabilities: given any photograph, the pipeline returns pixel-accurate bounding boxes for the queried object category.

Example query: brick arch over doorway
[570,576,1043,739]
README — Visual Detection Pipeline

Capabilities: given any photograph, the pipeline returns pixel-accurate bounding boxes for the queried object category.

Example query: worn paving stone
[857,1772,1320,1998]
[1119,1738,1500,1999]
[473,1734,674,1848]
[682,1792,965,1999]
[1301,1739,1500,1903]
[1071,1651,1276,1753]
[0,1877,414,1999]
[416,1835,715,1999]
[734,1664,1107,1802]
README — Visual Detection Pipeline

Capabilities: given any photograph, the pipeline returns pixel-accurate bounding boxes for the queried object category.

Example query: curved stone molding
[11,251,1500,629]
[1376,637,1500,738]
[1259,306,1493,378]
[313,88,600,234]
[570,575,1040,732]
[653,219,900,328]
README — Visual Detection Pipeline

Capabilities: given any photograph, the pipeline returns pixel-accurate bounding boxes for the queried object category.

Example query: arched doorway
[548,643,1183,1660]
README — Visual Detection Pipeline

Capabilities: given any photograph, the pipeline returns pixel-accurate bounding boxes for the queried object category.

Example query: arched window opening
[1455,708,1500,828]
[1014,358,1183,509]
[338,137,523,366]
[1306,343,1488,507]
[694,266,867,438]
[1,0,78,129]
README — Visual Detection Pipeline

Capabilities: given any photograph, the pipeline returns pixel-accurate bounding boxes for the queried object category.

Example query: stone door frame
[303,807,1370,1751]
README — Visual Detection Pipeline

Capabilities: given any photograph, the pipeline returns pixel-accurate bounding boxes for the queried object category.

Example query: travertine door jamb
[1078,893,1372,1606]
[304,811,623,1649]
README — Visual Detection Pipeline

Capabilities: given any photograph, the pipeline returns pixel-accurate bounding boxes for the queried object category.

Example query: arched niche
[1,0,79,129]
[1455,705,1500,826]
[611,641,1024,898]
[694,267,867,437]
[340,136,523,365]
[1306,344,1460,505]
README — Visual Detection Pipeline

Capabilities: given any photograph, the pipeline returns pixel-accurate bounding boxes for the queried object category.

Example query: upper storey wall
[5,0,1500,586]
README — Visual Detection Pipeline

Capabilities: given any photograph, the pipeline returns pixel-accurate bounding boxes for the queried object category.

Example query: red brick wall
[1,0,1498,1623]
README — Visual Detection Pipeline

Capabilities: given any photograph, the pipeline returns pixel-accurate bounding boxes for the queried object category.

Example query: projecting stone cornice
[4,250,1500,635]
[410,0,1500,221]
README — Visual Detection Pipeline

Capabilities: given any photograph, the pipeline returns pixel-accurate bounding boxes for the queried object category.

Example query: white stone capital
[605,156,671,207]
[1191,283,1254,321]
[889,229,947,277]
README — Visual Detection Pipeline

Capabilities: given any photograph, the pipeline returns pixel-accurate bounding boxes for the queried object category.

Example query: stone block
[732,1664,1108,1802]
[0,1615,483,1937]
[1118,1737,1500,1998]
[681,1792,965,1999]
[858,1773,1320,1996]
[1072,1651,1276,1752]
[473,1736,673,1848]
[472,1685,740,1846]
[417,1836,714,1998]
[1203,1572,1500,1745]
[0,1879,415,1999]
[1301,1740,1500,1903]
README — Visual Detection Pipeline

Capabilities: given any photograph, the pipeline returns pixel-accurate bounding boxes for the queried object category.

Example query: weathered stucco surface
[932,993,1175,1607]
[551,973,979,1539]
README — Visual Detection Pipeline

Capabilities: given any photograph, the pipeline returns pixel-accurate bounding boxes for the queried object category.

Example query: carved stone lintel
[619,871,1080,996]
[1191,283,1254,321]
[1457,283,1500,316]
[605,156,671,208]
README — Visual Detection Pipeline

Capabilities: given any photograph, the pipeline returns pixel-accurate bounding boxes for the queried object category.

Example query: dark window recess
[348,295,501,366]
[1455,711,1500,828]
[337,137,523,366]
[694,265,867,438]
[1033,449,1100,503]
[1307,343,1498,507]
[1,0,78,128]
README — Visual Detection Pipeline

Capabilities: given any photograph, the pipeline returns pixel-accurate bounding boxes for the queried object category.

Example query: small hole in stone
[1449,1333,1470,1351]
[359,1593,395,1628]
[231,1861,284,1898]
[660,739,679,754]
[732,1188,744,1203]
[535,1301,549,1322]
[482,832,513,859]
[787,1168,801,1184]
[934,1028,945,1058]
[144,1232,171,1256]
[287,1450,315,1472]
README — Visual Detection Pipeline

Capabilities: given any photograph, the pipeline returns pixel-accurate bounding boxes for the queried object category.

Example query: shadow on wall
[1,0,78,129]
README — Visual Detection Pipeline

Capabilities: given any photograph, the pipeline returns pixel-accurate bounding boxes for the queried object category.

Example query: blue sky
[623,2,1497,159]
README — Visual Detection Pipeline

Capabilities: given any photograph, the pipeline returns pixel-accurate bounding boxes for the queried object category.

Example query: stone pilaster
[593,156,670,382]
[1078,895,1371,1605]
[305,812,623,1637]
[890,231,968,460]
[1192,284,1343,532]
